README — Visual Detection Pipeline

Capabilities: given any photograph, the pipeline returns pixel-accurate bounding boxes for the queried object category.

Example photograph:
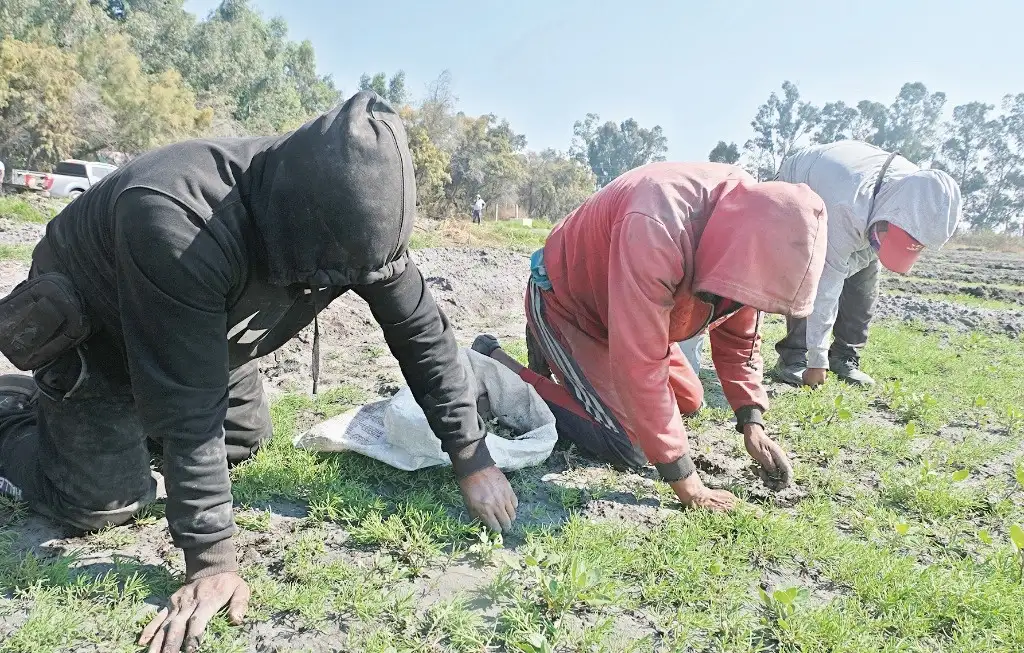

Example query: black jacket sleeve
[353,258,494,477]
[113,189,239,580]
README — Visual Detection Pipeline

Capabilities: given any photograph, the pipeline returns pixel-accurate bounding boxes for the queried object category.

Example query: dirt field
[1,219,1023,652]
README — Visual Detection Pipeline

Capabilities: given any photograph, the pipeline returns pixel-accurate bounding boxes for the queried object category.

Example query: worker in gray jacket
[771,140,962,387]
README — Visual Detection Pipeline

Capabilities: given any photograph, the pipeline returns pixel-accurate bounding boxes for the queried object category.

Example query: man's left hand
[138,571,250,653]
[743,423,793,487]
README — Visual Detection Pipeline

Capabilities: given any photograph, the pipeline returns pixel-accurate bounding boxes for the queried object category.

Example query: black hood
[248,91,416,288]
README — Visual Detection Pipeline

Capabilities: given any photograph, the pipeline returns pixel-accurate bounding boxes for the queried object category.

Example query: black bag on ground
[0,273,92,371]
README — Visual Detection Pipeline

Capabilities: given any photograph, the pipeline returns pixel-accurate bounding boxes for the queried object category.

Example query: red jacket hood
[693,180,828,318]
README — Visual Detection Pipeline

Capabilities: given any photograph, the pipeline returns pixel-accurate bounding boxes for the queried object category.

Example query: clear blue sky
[183,0,1024,161]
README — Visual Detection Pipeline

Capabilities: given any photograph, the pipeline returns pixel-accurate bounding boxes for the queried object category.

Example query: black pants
[775,259,880,368]
[0,334,271,532]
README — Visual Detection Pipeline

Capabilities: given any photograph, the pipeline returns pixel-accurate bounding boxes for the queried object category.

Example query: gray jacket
[776,140,962,368]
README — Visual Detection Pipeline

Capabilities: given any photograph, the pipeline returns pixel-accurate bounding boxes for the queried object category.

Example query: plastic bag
[293,348,558,471]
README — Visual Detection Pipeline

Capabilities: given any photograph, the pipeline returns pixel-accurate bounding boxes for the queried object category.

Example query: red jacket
[538,162,827,465]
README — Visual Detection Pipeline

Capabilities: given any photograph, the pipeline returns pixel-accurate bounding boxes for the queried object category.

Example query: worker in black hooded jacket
[0,92,518,653]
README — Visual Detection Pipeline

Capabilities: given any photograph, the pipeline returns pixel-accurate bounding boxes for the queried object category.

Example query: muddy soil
[910,246,1024,288]
[885,276,1024,307]
[2,244,1020,389]
[0,217,46,246]
[873,292,1024,339]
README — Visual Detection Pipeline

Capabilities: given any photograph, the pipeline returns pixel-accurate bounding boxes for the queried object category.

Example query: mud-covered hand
[743,423,793,487]
[458,464,519,531]
[670,473,737,511]
[139,571,250,653]
[802,368,827,387]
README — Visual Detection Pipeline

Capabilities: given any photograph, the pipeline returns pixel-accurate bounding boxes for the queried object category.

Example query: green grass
[0,196,66,225]
[2,320,1024,651]
[0,243,34,262]
[410,218,553,252]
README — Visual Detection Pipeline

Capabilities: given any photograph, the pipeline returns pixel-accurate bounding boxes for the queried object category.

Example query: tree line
[0,0,606,222]
[1,0,339,167]
[360,70,665,222]
[2,1,1020,230]
[715,81,1024,232]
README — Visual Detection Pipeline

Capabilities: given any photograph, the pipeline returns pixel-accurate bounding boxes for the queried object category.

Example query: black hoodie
[38,92,494,579]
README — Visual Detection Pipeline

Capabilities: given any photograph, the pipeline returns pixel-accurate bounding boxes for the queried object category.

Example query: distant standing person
[772,140,962,388]
[472,194,486,224]
[0,159,5,195]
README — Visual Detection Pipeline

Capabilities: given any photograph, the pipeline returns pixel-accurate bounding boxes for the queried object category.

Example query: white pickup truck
[47,160,118,198]
[9,159,117,198]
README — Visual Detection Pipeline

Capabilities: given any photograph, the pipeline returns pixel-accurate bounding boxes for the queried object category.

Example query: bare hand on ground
[139,571,250,653]
[802,367,827,387]
[458,464,519,531]
[670,473,737,511]
[743,424,793,487]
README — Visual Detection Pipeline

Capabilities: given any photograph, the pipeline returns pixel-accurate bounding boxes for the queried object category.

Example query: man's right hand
[139,571,249,653]
[670,473,737,511]
[803,368,827,387]
[458,464,519,531]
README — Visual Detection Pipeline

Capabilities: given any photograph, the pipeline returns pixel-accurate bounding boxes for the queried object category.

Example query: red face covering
[870,222,924,275]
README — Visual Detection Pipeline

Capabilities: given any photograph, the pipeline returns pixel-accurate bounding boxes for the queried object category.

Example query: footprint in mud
[425,275,453,292]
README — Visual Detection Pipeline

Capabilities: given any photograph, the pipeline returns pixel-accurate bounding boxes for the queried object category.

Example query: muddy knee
[39,478,157,533]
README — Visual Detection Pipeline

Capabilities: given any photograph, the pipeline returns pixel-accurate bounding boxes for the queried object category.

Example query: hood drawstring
[311,286,321,396]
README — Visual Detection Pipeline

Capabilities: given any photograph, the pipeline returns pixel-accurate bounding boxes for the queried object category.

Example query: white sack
[293,348,558,471]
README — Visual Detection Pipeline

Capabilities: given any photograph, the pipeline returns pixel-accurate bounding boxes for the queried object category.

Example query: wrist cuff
[448,437,496,479]
[655,453,697,483]
[735,406,765,433]
[184,538,238,581]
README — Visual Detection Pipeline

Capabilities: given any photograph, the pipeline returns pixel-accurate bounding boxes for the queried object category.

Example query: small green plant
[235,508,272,532]
[467,528,503,566]
[133,502,165,526]
[516,633,556,653]
[918,458,938,482]
[0,496,28,525]
[1001,406,1023,435]
[521,544,613,620]
[882,381,939,425]
[86,526,135,550]
[759,586,809,639]
[1011,524,1024,581]
[801,392,855,426]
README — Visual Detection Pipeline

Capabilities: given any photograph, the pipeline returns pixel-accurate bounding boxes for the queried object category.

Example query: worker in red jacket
[508,162,828,510]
